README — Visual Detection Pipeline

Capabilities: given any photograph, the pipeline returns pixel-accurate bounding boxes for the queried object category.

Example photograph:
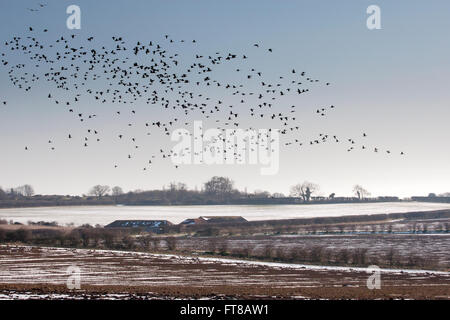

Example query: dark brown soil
[0,245,449,299]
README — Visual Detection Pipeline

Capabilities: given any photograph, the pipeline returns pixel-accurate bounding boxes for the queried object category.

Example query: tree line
[0,177,409,208]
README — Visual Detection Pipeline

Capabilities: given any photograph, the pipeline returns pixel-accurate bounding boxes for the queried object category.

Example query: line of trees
[289,181,319,202]
[89,179,375,203]
[288,182,374,202]
[82,179,399,205]
[0,185,35,199]
[353,185,371,200]
[0,178,405,208]
[1,225,443,270]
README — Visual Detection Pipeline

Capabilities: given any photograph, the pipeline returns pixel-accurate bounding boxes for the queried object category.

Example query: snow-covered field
[1,202,450,226]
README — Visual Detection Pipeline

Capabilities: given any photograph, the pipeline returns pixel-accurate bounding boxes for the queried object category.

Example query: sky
[0,0,449,197]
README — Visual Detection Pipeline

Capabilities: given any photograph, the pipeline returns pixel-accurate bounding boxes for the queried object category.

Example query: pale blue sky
[0,0,449,197]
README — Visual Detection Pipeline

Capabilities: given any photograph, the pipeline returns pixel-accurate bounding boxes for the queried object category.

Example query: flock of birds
[0,9,405,172]
[26,3,47,13]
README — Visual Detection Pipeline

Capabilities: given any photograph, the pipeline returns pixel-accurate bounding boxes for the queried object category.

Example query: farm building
[105,220,173,233]
[180,216,247,225]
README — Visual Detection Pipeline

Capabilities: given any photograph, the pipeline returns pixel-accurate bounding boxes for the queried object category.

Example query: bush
[123,235,136,250]
[310,246,324,263]
[13,228,32,242]
[274,247,286,260]
[291,247,307,262]
[103,232,116,249]
[67,230,81,246]
[138,235,152,251]
[407,255,424,268]
[196,227,220,237]
[261,244,274,259]
[336,249,350,264]
[166,237,177,251]
[218,241,228,255]
[385,248,396,266]
[322,249,333,263]
[207,238,219,253]
[352,248,368,265]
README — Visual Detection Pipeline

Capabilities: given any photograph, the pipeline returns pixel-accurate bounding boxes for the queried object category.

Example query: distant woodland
[1,176,448,208]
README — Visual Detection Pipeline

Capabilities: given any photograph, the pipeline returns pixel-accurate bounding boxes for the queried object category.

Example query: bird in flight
[0,23,405,173]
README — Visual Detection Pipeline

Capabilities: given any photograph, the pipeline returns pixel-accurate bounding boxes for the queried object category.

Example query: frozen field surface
[0,245,449,299]
[1,202,450,226]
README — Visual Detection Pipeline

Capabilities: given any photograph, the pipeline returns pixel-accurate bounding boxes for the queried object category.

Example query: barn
[180,216,247,225]
[105,220,173,233]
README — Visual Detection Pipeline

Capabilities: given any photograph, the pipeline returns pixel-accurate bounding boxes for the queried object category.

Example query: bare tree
[353,185,371,200]
[14,185,35,197]
[386,248,396,266]
[169,182,177,192]
[166,237,177,251]
[253,190,271,198]
[111,186,124,196]
[169,182,187,191]
[23,185,35,197]
[0,188,6,200]
[272,192,285,198]
[290,181,319,202]
[204,176,234,198]
[89,185,110,198]
[177,182,187,191]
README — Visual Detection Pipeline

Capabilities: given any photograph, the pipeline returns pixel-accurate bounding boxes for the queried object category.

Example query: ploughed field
[0,245,449,299]
[172,233,450,270]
